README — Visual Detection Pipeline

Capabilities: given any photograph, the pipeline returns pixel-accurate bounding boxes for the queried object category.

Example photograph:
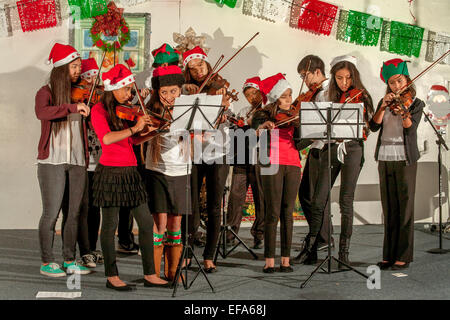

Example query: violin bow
[196,55,225,94]
[86,50,107,108]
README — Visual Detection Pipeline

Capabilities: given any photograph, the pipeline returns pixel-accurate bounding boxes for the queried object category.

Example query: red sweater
[269,126,301,167]
[35,85,89,165]
[91,102,138,167]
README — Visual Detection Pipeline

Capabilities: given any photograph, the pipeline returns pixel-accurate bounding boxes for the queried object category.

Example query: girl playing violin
[253,73,303,273]
[144,65,191,282]
[293,55,333,264]
[370,59,424,270]
[36,44,92,277]
[182,46,231,273]
[90,64,169,290]
[296,55,374,269]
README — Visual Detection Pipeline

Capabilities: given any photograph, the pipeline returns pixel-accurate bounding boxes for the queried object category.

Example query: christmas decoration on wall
[242,0,290,23]
[336,10,383,46]
[89,1,130,52]
[67,0,107,20]
[288,0,302,29]
[214,0,237,8]
[16,0,58,32]
[173,27,210,59]
[426,31,450,65]
[380,20,424,57]
[0,4,11,37]
[115,0,150,7]
[295,0,338,36]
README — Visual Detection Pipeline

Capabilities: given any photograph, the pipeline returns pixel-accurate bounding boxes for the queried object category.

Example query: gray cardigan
[369,98,424,165]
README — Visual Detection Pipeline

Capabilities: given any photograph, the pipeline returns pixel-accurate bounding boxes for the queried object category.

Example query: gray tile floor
[0,224,449,300]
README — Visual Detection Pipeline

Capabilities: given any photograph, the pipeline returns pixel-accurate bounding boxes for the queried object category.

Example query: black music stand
[422,111,449,254]
[169,94,225,297]
[298,101,372,288]
[213,184,258,265]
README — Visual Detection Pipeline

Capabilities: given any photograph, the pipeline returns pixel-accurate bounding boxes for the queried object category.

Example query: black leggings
[187,163,229,260]
[101,203,155,277]
[260,165,301,258]
[310,141,363,240]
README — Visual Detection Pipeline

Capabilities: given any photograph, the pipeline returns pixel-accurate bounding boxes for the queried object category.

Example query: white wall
[0,0,449,228]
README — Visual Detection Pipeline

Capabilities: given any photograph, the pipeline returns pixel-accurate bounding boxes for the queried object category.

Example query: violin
[386,88,414,115]
[115,103,171,131]
[223,109,245,127]
[295,81,324,107]
[339,88,364,104]
[71,79,103,105]
[205,73,239,102]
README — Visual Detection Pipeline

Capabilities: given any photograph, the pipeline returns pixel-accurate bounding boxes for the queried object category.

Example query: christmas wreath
[89,2,130,52]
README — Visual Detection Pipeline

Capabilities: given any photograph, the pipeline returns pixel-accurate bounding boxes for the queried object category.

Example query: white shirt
[309,79,330,150]
[378,110,406,161]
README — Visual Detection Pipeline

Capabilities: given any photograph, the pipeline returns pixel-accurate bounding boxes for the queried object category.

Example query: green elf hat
[380,58,409,84]
[152,43,180,66]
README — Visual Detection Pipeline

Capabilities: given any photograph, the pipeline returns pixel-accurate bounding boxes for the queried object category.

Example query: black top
[369,97,424,165]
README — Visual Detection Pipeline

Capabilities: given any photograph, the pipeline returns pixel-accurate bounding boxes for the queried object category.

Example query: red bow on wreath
[92,2,124,37]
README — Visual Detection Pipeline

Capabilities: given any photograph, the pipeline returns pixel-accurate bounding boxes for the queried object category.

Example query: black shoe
[263,266,275,273]
[317,239,335,252]
[376,261,393,270]
[117,242,139,254]
[253,239,263,249]
[292,235,318,265]
[106,280,134,291]
[204,266,217,273]
[338,253,350,270]
[391,263,409,270]
[278,265,294,273]
[143,278,170,288]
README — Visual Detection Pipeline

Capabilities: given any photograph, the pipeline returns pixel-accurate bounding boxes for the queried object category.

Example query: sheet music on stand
[299,102,365,140]
[170,93,224,132]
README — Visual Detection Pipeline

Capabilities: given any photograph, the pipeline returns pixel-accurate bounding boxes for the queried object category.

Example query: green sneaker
[64,261,92,275]
[40,263,66,277]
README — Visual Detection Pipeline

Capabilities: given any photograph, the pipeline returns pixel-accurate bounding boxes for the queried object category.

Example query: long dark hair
[101,91,124,131]
[49,63,72,106]
[328,61,374,122]
[145,86,183,164]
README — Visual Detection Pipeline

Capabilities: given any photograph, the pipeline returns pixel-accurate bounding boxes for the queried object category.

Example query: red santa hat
[101,64,135,91]
[151,65,185,90]
[260,73,292,104]
[243,76,267,104]
[47,43,80,68]
[182,46,209,69]
[81,58,99,79]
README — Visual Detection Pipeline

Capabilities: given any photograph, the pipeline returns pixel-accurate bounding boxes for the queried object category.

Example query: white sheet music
[300,102,364,140]
[170,93,223,132]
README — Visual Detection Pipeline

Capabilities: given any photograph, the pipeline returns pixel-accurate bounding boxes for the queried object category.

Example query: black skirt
[93,164,147,208]
[145,169,191,215]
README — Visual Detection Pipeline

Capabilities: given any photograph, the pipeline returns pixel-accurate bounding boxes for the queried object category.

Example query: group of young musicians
[35,41,423,291]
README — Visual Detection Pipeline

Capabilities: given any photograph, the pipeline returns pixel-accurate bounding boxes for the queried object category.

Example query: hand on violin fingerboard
[184,84,199,95]
[140,88,151,99]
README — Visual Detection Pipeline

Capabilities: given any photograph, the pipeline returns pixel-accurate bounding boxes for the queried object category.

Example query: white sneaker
[81,254,97,268]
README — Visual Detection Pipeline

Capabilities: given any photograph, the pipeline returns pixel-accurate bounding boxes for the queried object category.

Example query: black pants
[298,148,332,243]
[260,165,301,258]
[187,162,230,260]
[378,161,417,263]
[310,142,363,242]
[226,165,264,241]
[101,203,155,277]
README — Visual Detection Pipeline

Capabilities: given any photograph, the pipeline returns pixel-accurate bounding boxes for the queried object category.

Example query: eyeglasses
[299,71,310,80]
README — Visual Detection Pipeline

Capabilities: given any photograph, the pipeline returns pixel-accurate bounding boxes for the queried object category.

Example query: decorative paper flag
[335,9,349,41]
[215,0,237,8]
[340,10,383,46]
[115,0,150,7]
[426,31,450,65]
[289,0,302,28]
[242,0,290,23]
[67,0,107,20]
[16,0,58,32]
[388,21,424,57]
[0,4,11,37]
[379,19,391,52]
[296,0,338,36]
